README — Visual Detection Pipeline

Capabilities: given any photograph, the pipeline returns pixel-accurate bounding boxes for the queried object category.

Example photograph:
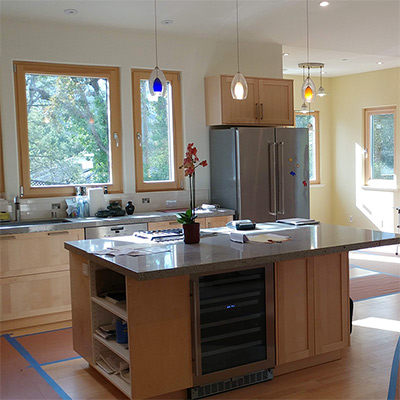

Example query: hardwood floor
[1,247,399,400]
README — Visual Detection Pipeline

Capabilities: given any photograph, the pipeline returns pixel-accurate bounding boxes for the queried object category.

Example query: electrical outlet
[52,203,61,209]
[142,197,150,204]
[166,200,177,208]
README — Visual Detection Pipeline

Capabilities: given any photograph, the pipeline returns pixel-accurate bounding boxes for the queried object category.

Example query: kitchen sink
[0,219,71,227]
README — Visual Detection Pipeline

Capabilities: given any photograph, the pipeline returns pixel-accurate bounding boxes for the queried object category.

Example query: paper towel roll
[88,188,107,216]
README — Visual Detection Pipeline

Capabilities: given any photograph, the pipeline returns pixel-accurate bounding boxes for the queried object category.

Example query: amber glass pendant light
[149,0,167,97]
[231,0,248,100]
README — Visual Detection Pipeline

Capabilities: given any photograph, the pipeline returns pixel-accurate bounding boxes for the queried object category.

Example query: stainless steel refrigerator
[210,127,310,222]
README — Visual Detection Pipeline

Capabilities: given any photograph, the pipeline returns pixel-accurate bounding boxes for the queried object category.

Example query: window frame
[132,69,184,192]
[295,110,320,185]
[14,61,123,198]
[0,112,5,197]
[364,106,397,186]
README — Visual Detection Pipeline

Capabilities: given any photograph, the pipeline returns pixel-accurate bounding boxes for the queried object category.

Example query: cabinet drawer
[0,229,84,278]
[148,219,207,230]
[205,215,233,228]
[0,270,71,321]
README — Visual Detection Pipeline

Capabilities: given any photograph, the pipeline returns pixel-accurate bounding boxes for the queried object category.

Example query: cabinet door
[275,258,314,364]
[258,79,294,126]
[0,229,84,278]
[204,215,233,228]
[313,253,349,354]
[149,218,207,230]
[221,76,259,125]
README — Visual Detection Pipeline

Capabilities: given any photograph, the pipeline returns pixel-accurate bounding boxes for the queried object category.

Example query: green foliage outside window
[25,74,110,187]
[140,80,172,182]
[295,114,316,181]
[370,114,394,180]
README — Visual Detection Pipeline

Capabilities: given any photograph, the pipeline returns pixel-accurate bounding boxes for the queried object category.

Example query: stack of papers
[230,232,291,244]
[276,218,319,226]
[93,246,171,257]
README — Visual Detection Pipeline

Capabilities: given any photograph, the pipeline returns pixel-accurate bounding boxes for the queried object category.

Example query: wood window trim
[364,106,397,185]
[132,69,184,192]
[0,112,5,197]
[295,111,320,185]
[14,61,123,198]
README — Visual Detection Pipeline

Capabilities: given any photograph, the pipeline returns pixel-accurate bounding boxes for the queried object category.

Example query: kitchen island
[65,223,399,400]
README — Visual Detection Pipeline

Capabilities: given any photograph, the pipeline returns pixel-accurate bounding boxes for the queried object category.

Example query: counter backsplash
[0,189,209,221]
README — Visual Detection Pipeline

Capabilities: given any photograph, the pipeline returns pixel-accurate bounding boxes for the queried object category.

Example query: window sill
[310,183,325,188]
[362,185,399,192]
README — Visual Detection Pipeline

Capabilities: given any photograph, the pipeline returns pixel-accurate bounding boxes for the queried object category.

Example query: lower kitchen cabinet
[0,229,84,332]
[148,215,233,231]
[70,253,192,399]
[274,253,349,371]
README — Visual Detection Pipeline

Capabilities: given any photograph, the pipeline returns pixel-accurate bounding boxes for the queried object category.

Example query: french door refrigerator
[210,127,310,222]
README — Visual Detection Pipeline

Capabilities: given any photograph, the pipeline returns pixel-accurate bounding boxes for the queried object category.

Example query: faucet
[14,196,21,222]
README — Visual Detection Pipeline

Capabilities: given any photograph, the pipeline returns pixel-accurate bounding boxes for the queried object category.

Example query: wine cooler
[190,264,275,397]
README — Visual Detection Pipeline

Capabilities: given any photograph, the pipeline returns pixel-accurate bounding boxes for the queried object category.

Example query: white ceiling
[1,0,399,77]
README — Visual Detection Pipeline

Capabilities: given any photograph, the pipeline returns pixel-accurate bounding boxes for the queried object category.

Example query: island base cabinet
[275,253,349,374]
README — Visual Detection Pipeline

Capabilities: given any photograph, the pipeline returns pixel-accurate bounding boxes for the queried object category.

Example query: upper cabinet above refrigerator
[204,75,294,127]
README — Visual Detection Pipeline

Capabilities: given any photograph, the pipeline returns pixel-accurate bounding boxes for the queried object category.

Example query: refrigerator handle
[277,142,285,215]
[269,142,277,215]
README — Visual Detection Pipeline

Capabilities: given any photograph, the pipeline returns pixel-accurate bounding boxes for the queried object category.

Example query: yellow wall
[287,74,334,224]
[331,68,400,232]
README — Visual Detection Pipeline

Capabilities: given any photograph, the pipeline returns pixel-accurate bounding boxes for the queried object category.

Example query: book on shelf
[100,291,126,305]
[95,328,115,340]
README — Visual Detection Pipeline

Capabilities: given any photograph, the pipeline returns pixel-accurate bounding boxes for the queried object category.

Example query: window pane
[295,114,316,181]
[370,113,394,180]
[140,79,174,182]
[25,74,111,187]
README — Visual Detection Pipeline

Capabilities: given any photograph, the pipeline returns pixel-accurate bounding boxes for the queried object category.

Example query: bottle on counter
[125,201,135,215]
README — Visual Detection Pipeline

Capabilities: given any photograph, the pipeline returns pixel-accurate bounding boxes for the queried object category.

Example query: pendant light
[231,0,248,100]
[317,65,327,97]
[300,0,316,103]
[149,0,167,97]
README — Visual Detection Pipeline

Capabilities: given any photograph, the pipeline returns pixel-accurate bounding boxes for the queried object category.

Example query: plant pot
[183,222,200,244]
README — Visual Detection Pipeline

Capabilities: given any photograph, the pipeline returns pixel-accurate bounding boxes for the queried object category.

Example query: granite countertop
[0,208,234,235]
[64,222,400,280]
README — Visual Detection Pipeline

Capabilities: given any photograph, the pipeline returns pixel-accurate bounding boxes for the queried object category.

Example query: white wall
[0,18,282,207]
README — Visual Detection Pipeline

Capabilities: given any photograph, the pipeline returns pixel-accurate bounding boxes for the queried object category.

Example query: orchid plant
[178,143,207,223]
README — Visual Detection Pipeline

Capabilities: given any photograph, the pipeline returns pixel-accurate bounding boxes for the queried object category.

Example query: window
[14,62,123,197]
[364,106,396,185]
[132,69,183,192]
[295,110,320,184]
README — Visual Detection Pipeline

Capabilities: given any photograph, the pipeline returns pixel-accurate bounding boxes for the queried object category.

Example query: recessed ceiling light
[64,9,78,15]
[161,19,173,25]
[319,1,330,6]
[283,53,289,57]
[377,61,384,65]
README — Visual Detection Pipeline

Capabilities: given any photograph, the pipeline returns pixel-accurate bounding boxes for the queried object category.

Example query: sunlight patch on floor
[353,317,400,333]
[350,252,400,265]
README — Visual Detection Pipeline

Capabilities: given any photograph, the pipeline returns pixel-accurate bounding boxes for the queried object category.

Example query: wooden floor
[1,246,399,400]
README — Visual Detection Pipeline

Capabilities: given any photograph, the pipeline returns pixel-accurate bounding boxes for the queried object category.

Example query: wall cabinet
[205,75,294,127]
[275,253,349,369]
[0,229,84,332]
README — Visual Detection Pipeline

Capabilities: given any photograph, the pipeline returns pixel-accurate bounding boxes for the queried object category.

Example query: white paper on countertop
[93,246,171,257]
[247,233,291,243]
[230,232,249,243]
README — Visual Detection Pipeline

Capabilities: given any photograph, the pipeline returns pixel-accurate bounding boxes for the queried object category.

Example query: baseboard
[274,350,342,376]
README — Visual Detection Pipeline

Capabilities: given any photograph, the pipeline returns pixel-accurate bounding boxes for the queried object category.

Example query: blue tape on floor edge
[388,335,400,400]
[3,334,72,400]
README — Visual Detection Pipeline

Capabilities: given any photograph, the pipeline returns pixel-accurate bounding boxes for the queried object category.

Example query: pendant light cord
[236,0,240,73]
[154,0,159,68]
[306,0,309,64]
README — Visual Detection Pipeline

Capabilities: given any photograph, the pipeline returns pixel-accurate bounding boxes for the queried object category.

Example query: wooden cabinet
[205,75,294,127]
[0,229,84,332]
[275,253,349,369]
[148,215,233,231]
[70,259,192,399]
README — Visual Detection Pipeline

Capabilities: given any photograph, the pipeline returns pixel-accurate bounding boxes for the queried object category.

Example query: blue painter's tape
[27,356,82,369]
[3,334,72,400]
[15,326,72,339]
[349,264,400,278]
[388,335,400,400]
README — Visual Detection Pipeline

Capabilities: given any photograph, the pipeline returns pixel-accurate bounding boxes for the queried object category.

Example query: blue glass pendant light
[149,0,167,97]
[231,0,248,100]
